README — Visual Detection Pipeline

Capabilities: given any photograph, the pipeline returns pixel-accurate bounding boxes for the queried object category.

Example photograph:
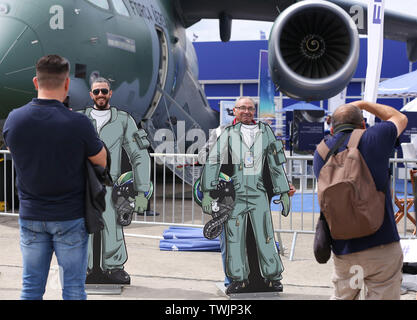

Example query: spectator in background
[324,115,331,136]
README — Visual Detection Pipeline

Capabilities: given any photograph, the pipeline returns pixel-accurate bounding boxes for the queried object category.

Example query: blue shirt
[3,98,103,221]
[313,121,400,255]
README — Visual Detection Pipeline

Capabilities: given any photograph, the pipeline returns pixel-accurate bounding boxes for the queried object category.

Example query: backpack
[316,129,385,240]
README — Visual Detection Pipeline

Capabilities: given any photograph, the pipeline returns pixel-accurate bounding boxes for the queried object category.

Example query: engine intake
[268,0,359,101]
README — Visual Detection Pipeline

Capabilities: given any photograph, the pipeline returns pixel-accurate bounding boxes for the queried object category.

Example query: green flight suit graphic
[201,122,290,282]
[79,107,150,271]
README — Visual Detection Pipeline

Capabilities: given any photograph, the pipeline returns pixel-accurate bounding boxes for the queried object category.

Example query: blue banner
[258,50,277,133]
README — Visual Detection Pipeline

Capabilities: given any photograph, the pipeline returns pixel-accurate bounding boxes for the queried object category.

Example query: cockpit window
[86,0,109,10]
[112,0,130,16]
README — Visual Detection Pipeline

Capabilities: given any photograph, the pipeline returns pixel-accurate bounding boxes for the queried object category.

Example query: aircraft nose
[0,16,44,116]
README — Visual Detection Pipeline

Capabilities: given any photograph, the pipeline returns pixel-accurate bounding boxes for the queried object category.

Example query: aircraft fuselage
[0,0,219,157]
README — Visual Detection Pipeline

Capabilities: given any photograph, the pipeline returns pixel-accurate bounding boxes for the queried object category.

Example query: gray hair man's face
[233,98,256,124]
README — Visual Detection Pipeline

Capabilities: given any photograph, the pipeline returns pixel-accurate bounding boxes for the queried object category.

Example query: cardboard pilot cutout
[79,106,151,285]
[196,121,291,295]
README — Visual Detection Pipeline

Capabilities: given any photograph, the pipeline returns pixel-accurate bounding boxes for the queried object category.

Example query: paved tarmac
[0,215,416,301]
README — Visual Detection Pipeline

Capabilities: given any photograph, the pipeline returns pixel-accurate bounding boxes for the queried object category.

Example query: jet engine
[268,0,359,101]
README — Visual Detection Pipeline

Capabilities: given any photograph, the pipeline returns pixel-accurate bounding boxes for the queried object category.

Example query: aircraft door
[144,26,168,120]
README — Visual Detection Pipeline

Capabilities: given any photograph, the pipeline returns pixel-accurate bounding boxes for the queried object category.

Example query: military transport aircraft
[1,0,417,184]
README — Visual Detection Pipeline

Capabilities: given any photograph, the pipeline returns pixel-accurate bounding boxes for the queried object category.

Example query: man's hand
[202,191,213,214]
[279,192,290,217]
[289,183,296,197]
[349,100,408,137]
[134,193,148,214]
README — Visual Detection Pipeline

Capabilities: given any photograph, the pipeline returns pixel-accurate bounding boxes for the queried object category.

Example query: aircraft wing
[174,0,296,27]
[330,0,417,61]
[176,0,417,61]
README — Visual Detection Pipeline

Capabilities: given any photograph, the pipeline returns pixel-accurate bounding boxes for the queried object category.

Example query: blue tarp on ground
[159,226,280,252]
[160,227,220,252]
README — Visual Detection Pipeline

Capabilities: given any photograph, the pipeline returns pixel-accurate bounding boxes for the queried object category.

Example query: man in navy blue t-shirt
[313,101,408,300]
[3,55,106,300]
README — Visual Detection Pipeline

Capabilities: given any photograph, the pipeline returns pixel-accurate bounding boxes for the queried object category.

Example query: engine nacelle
[268,0,359,101]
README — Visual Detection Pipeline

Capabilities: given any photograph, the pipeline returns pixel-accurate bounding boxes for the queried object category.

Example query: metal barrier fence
[1,150,416,260]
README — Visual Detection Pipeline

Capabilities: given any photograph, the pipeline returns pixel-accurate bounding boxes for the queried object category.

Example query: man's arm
[88,146,107,168]
[201,129,229,192]
[200,128,229,214]
[197,126,222,165]
[351,100,408,137]
[122,114,151,193]
[121,113,151,214]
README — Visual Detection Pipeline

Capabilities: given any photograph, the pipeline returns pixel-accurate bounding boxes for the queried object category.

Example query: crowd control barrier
[1,150,416,260]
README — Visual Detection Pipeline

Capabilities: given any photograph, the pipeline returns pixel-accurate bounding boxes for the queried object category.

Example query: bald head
[331,104,364,129]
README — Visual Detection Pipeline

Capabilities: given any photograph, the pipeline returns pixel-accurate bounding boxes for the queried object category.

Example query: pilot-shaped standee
[80,77,151,285]
[201,118,291,295]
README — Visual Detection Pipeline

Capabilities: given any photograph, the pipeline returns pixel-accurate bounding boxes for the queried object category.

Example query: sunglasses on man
[92,88,109,95]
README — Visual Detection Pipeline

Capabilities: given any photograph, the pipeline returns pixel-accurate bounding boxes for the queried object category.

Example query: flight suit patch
[133,129,150,150]
[269,140,286,165]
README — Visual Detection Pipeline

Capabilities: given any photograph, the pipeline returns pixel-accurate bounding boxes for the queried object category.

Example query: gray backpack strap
[316,140,330,161]
[347,129,366,149]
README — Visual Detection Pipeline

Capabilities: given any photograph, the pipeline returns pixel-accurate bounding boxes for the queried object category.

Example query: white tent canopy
[378,69,417,98]
[400,98,417,112]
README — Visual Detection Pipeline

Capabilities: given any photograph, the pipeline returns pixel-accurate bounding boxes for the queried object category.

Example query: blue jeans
[19,217,89,300]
